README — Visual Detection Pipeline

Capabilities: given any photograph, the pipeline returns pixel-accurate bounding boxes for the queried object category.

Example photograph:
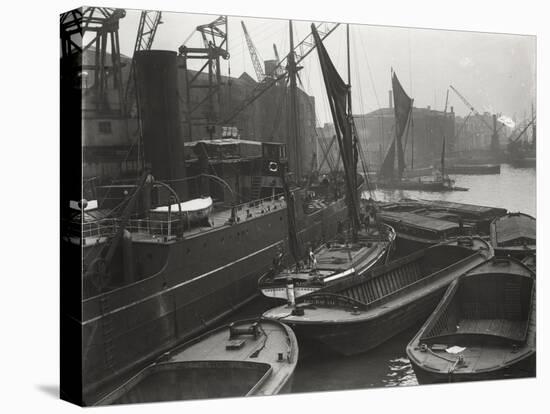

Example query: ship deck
[272,227,389,281]
[165,319,298,396]
[83,197,289,246]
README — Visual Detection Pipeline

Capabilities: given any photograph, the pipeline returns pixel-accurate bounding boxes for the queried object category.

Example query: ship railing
[81,219,118,240]
[227,193,287,223]
[80,193,289,240]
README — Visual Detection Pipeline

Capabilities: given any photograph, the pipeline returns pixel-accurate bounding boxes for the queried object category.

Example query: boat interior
[298,244,485,311]
[420,272,534,347]
[98,360,273,404]
[269,226,391,284]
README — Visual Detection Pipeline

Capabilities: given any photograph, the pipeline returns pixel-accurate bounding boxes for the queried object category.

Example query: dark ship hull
[80,195,347,404]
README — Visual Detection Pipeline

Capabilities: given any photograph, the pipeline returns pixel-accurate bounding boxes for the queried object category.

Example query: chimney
[388,90,393,109]
[135,50,187,201]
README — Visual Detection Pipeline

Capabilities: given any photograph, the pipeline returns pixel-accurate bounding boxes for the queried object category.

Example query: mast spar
[312,23,361,241]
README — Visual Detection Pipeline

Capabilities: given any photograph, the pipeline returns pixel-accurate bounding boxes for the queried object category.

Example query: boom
[241,21,265,82]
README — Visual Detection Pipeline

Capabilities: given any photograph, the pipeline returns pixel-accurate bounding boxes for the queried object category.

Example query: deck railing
[79,193,288,241]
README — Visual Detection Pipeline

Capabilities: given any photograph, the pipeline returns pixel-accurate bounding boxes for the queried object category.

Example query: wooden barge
[263,238,492,356]
[377,210,464,256]
[490,212,536,260]
[377,199,507,235]
[407,257,535,384]
[96,318,298,405]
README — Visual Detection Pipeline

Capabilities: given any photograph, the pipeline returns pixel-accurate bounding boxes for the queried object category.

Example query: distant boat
[95,318,298,405]
[407,257,535,384]
[375,71,466,192]
[263,238,492,356]
[445,164,500,175]
[490,212,536,260]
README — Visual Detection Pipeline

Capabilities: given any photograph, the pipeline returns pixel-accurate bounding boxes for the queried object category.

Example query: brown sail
[391,70,412,179]
[311,23,360,231]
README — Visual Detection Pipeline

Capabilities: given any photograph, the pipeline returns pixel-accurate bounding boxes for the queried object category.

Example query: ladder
[250,176,263,200]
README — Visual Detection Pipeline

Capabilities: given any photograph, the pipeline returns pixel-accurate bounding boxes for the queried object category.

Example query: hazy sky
[114,9,536,126]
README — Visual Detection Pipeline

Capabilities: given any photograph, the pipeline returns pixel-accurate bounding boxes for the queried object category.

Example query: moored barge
[96,318,298,405]
[263,238,492,355]
[407,257,535,383]
[490,212,536,260]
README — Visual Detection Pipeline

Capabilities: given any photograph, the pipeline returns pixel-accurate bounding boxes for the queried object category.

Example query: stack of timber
[263,238,492,355]
[407,257,535,383]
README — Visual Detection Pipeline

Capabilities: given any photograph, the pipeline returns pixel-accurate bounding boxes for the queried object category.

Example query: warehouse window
[98,121,112,134]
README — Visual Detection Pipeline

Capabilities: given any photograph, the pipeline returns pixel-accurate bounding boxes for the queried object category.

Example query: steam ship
[61,11,349,404]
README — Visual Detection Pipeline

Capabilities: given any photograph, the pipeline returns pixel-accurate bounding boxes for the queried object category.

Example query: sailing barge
[96,318,298,405]
[375,70,465,192]
[263,238,492,355]
[407,257,535,384]
[490,212,536,260]
[258,224,395,300]
[259,23,396,301]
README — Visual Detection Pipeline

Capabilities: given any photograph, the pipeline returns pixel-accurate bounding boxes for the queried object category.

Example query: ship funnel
[134,50,187,202]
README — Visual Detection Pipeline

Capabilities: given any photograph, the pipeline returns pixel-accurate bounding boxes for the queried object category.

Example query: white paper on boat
[446,346,466,354]
[150,196,213,213]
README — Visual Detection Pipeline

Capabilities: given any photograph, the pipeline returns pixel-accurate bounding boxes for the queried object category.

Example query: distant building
[453,112,511,152]
[354,105,455,170]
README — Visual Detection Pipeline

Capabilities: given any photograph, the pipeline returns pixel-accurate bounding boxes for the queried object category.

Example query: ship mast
[346,24,359,242]
[288,20,302,182]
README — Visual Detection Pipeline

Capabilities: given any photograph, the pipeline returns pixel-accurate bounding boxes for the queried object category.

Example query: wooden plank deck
[456,319,527,342]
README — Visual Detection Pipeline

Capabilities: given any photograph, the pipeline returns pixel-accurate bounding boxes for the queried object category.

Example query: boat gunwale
[406,257,536,375]
[297,247,491,315]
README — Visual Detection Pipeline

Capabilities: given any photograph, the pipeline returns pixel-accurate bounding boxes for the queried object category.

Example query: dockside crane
[449,85,505,153]
[60,7,126,114]
[125,10,163,116]
[241,21,265,82]
[222,22,341,125]
[178,15,230,140]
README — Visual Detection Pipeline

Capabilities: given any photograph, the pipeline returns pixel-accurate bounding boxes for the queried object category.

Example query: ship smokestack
[134,50,187,201]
